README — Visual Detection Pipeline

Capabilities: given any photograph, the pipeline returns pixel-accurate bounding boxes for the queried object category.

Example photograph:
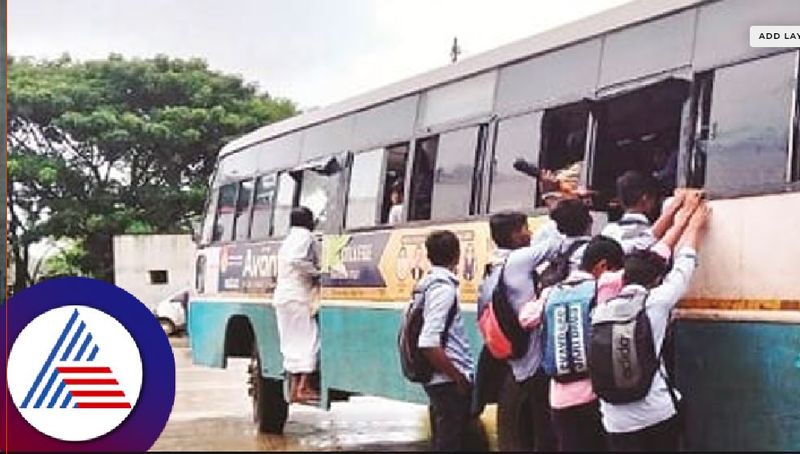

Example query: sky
[9,0,632,109]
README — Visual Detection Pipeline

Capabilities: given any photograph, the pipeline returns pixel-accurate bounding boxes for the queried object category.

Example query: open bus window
[490,112,542,213]
[591,78,689,209]
[250,174,277,239]
[272,173,297,237]
[380,143,410,225]
[212,183,237,242]
[298,169,331,231]
[234,179,254,240]
[346,148,385,229]
[409,136,438,221]
[537,103,589,205]
[698,52,797,196]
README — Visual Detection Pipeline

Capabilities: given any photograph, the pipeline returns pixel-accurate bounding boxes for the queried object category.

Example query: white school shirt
[599,246,699,433]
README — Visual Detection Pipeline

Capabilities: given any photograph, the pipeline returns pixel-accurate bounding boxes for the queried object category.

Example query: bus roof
[220,0,707,157]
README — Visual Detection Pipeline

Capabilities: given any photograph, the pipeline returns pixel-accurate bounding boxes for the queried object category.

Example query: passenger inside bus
[591,79,688,213]
[387,181,404,225]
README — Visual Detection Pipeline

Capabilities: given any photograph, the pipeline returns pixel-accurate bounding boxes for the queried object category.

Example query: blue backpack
[541,279,596,383]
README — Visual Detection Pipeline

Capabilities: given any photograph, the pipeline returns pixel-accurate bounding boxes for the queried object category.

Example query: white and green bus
[189,0,800,450]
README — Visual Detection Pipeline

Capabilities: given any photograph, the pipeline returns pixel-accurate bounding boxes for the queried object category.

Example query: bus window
[273,173,298,237]
[591,78,689,208]
[409,136,439,221]
[298,170,330,231]
[200,190,219,245]
[234,179,254,240]
[212,183,237,242]
[346,148,385,229]
[380,143,410,224]
[490,112,542,213]
[430,126,485,220]
[540,103,588,184]
[250,174,277,239]
[701,52,797,196]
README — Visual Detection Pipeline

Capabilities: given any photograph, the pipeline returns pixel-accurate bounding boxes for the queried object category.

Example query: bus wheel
[248,342,288,434]
[497,372,535,451]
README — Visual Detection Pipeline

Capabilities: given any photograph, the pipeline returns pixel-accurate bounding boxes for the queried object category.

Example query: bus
[188,0,800,450]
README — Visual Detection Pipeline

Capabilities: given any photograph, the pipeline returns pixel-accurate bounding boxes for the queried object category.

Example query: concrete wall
[113,234,196,308]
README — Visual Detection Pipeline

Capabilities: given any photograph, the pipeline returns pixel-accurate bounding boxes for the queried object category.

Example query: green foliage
[8,54,297,289]
[37,241,87,281]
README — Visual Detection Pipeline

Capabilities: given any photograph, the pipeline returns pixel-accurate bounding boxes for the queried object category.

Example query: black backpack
[398,278,458,383]
[536,239,589,294]
[588,291,659,403]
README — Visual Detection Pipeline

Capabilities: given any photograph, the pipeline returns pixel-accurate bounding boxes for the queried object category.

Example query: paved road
[152,337,498,451]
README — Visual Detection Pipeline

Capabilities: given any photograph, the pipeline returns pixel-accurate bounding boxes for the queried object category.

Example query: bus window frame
[233,178,256,241]
[404,120,491,226]
[211,182,239,245]
[248,172,279,241]
[288,153,348,235]
[687,50,800,199]
[490,99,596,214]
[343,142,415,233]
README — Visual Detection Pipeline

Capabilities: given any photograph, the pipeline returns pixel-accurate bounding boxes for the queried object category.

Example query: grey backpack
[588,291,659,404]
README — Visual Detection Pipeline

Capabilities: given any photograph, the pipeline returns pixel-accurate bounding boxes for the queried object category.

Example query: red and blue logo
[3,277,175,451]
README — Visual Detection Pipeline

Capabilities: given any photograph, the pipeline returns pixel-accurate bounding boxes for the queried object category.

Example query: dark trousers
[551,400,606,452]
[525,370,558,451]
[424,382,472,451]
[608,414,680,452]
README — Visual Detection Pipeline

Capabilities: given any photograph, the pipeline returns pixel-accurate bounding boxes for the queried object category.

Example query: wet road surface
[152,337,497,451]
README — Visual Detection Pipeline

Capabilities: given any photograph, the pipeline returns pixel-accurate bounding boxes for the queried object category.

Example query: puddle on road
[152,338,496,451]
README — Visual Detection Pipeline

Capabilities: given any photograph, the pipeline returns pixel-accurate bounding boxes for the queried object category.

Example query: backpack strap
[564,238,589,256]
[440,296,459,347]
[657,320,680,413]
[617,217,650,227]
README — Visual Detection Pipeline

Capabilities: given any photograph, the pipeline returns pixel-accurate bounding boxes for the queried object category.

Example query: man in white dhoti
[273,206,321,402]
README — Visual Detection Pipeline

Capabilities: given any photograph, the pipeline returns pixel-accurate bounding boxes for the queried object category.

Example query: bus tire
[249,343,288,434]
[497,371,535,451]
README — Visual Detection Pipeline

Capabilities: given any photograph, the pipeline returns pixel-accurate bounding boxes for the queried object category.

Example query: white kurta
[273,227,321,374]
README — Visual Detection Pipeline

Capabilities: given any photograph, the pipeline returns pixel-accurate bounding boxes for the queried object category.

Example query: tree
[8,54,297,293]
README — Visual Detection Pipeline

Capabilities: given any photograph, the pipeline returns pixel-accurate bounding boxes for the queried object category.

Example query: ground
[151,336,465,451]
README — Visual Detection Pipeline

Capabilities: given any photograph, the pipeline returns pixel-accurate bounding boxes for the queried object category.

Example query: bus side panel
[189,300,284,379]
[319,305,484,405]
[676,320,800,451]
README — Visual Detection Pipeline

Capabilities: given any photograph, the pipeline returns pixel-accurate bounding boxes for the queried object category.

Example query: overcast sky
[10,0,631,109]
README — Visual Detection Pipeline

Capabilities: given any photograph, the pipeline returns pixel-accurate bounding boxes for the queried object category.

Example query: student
[493,200,592,450]
[596,190,702,305]
[521,236,625,452]
[600,202,711,451]
[273,206,321,402]
[602,171,687,254]
[472,212,529,420]
[387,181,404,225]
[418,230,475,451]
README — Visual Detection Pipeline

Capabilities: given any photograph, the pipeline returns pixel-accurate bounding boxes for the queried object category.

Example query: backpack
[541,279,596,383]
[477,264,530,360]
[536,240,589,294]
[588,291,659,403]
[398,278,458,383]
